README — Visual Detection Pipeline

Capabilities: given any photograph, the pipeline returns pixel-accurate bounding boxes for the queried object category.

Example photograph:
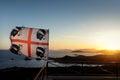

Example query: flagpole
[34,62,47,80]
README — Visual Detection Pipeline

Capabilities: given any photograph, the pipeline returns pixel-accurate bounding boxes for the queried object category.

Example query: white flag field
[10,27,49,60]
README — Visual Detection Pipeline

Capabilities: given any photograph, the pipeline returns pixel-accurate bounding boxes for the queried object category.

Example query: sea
[0,50,102,69]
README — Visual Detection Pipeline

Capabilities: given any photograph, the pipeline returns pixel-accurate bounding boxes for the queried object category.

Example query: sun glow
[103,41,119,50]
[95,33,120,50]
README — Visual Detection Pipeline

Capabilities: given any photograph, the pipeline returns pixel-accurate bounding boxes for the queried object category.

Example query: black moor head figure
[36,47,45,58]
[10,27,23,37]
[37,29,46,40]
[10,44,22,54]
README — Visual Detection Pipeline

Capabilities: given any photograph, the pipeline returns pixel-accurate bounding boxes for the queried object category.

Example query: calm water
[49,50,102,58]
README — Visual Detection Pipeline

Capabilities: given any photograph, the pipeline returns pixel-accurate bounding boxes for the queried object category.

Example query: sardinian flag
[10,26,49,60]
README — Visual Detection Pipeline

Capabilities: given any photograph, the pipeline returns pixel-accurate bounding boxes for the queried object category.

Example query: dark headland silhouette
[0,49,120,80]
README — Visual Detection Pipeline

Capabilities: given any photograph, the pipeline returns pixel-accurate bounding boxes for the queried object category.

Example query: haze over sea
[0,50,101,69]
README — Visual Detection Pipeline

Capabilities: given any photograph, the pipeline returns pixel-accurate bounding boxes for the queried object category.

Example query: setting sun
[103,41,119,50]
[94,33,120,50]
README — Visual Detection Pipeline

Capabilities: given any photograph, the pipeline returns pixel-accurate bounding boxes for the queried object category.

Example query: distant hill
[50,53,120,63]
[72,49,120,55]
[72,49,99,53]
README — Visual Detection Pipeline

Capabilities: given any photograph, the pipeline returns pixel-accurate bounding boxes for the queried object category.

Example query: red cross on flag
[10,27,49,60]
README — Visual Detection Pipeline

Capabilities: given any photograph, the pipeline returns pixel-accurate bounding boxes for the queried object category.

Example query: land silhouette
[0,49,120,80]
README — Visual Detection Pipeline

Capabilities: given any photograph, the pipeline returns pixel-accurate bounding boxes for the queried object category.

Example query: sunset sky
[1,0,120,50]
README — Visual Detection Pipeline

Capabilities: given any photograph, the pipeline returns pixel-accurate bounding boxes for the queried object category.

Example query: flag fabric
[10,26,49,60]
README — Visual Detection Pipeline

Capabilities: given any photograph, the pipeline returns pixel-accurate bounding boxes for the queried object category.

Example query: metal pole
[44,62,48,80]
[34,63,47,80]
